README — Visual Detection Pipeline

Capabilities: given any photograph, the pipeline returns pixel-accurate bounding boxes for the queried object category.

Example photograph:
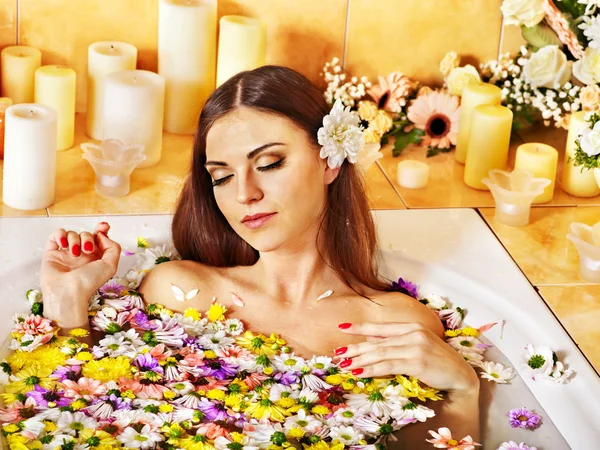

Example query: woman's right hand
[40,222,122,328]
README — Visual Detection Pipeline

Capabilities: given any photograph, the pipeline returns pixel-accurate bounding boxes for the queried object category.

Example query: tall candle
[0,46,42,104]
[2,104,57,210]
[35,66,76,151]
[102,70,165,168]
[514,143,558,204]
[87,42,138,140]
[455,83,503,164]
[216,15,266,87]
[562,111,600,197]
[464,104,513,190]
[0,97,12,159]
[159,0,217,135]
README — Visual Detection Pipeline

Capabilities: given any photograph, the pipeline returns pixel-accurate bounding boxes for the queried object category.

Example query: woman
[40,66,480,447]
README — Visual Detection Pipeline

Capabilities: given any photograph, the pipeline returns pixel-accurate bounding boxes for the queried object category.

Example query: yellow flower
[302,440,345,450]
[79,429,118,447]
[311,405,330,415]
[71,399,88,410]
[137,236,149,248]
[3,424,19,433]
[43,421,57,433]
[207,302,227,322]
[446,65,481,97]
[76,351,94,362]
[440,51,460,78]
[444,329,462,338]
[460,327,480,337]
[5,365,54,394]
[236,331,284,356]
[324,374,344,386]
[363,128,381,144]
[68,328,89,338]
[203,350,217,359]
[245,398,289,422]
[28,440,43,450]
[82,356,132,382]
[288,427,305,439]
[224,393,244,409]
[122,390,136,399]
[395,375,443,402]
[163,390,176,400]
[180,437,216,450]
[184,308,201,321]
[264,367,274,375]
[370,110,394,136]
[7,346,66,372]
[206,389,226,401]
[276,397,296,408]
[357,100,379,122]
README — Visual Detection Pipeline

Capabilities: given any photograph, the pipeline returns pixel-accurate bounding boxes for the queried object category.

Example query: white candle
[0,46,42,104]
[87,42,138,140]
[2,104,57,210]
[35,65,76,151]
[159,0,217,135]
[102,70,165,168]
[396,160,430,189]
[216,15,266,87]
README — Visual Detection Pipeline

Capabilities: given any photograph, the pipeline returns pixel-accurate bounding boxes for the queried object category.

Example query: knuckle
[413,329,430,345]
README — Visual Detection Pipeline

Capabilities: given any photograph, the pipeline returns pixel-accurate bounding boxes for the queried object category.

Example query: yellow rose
[363,128,381,144]
[440,51,460,78]
[357,101,379,122]
[580,85,600,111]
[447,65,481,97]
[573,47,600,85]
[370,110,393,136]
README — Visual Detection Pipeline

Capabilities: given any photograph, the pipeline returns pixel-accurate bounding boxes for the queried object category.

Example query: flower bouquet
[570,109,600,185]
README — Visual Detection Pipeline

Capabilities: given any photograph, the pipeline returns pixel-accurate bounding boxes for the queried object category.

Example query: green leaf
[426,146,452,158]
[392,129,424,157]
[380,136,389,145]
[521,23,562,50]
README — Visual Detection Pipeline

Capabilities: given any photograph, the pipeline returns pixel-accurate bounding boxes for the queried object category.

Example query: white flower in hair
[317,99,365,169]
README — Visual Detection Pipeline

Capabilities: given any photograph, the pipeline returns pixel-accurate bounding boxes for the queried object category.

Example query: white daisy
[462,351,485,367]
[20,416,45,439]
[521,344,555,379]
[273,353,306,373]
[269,383,297,402]
[329,425,364,445]
[302,373,333,392]
[134,244,180,271]
[118,424,164,449]
[42,434,75,450]
[437,307,464,329]
[549,361,575,384]
[224,318,244,336]
[391,400,435,422]
[447,336,486,355]
[480,361,516,384]
[173,314,208,336]
[215,435,259,450]
[55,411,98,436]
[584,14,600,49]
[95,335,137,358]
[422,293,447,310]
[167,380,195,396]
[297,387,320,404]
[329,407,361,426]
[244,422,285,449]
[306,355,334,372]
[345,390,395,418]
[317,99,364,169]
[283,409,322,434]
[197,329,235,351]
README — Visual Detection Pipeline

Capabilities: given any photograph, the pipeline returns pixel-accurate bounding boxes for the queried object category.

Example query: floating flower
[82,356,133,382]
[317,99,364,169]
[134,244,180,271]
[61,377,108,401]
[497,442,538,450]
[13,315,54,336]
[391,277,419,299]
[480,362,516,384]
[118,424,164,449]
[407,90,460,149]
[507,407,542,429]
[426,427,481,449]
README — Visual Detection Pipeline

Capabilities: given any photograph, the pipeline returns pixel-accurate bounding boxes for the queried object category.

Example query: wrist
[42,292,89,328]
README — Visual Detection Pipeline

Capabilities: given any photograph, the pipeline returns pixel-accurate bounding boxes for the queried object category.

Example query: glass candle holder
[81,139,146,198]
[482,169,551,227]
[567,222,600,283]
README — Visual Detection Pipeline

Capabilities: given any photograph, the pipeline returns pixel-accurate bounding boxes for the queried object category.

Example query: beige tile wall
[10,0,514,113]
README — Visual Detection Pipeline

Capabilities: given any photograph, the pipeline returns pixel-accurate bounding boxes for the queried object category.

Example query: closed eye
[212,158,286,187]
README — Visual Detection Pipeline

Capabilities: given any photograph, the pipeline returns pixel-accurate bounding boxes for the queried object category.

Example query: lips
[241,212,277,230]
[241,213,275,223]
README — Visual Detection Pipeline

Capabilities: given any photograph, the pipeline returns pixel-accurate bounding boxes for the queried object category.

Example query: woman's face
[204,107,338,253]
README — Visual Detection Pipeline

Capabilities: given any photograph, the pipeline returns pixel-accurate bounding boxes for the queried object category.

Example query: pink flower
[118,377,169,399]
[407,90,460,149]
[62,377,108,401]
[426,427,481,449]
[14,315,54,336]
[196,422,231,440]
[0,397,38,422]
[368,72,416,113]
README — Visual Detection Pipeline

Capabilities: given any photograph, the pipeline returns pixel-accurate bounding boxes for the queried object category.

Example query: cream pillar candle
[396,160,430,189]
[0,97,13,159]
[2,104,57,210]
[562,111,600,197]
[464,104,513,190]
[87,42,138,140]
[216,15,266,87]
[514,143,558,204]
[102,70,165,168]
[159,0,217,135]
[35,66,76,151]
[455,83,503,164]
[0,46,42,104]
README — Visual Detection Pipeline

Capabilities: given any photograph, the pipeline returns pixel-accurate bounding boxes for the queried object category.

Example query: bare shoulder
[137,260,217,313]
[369,291,445,338]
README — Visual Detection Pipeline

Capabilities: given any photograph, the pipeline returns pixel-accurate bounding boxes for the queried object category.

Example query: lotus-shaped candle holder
[482,169,551,227]
[81,139,146,198]
[567,222,600,283]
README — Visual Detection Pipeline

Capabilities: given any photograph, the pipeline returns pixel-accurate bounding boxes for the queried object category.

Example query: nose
[236,171,263,205]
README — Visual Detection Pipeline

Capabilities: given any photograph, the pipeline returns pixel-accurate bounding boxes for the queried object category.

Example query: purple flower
[99,280,126,298]
[198,399,230,422]
[51,365,81,382]
[391,277,418,299]
[274,372,298,385]
[87,394,131,420]
[26,385,71,408]
[133,310,155,330]
[134,354,163,373]
[202,359,239,380]
[507,407,542,429]
[498,442,538,450]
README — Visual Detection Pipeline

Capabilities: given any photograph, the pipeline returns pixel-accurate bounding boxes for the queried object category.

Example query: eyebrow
[204,142,285,167]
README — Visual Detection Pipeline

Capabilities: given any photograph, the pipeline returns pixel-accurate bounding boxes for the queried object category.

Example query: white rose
[523,46,571,89]
[579,121,600,157]
[501,0,545,28]
[447,65,481,96]
[573,47,600,85]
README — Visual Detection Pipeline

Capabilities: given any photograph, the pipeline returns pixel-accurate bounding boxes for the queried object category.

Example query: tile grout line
[341,0,350,68]
[497,14,505,60]
[15,0,19,45]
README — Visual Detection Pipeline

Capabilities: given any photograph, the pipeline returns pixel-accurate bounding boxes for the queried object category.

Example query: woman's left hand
[335,322,479,394]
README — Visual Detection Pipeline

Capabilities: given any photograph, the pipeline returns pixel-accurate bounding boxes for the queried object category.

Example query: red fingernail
[83,242,93,252]
[72,244,81,257]
[335,346,347,356]
[60,237,68,248]
[98,231,107,237]
[99,222,108,225]
[338,323,352,329]
[340,359,352,368]
[351,368,363,376]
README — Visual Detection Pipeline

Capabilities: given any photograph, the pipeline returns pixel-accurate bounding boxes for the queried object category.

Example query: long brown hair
[172,65,392,293]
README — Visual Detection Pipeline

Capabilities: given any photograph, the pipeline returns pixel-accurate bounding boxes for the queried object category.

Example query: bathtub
[0,209,599,449]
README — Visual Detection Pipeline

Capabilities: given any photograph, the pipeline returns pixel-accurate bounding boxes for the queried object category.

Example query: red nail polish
[60,237,68,248]
[99,221,108,225]
[98,231,107,237]
[340,359,352,368]
[72,244,81,257]
[335,346,348,356]
[83,242,93,252]
[338,323,352,329]
[351,368,363,376]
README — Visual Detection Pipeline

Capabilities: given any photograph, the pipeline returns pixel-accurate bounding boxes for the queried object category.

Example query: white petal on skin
[316,290,334,303]
[231,292,245,307]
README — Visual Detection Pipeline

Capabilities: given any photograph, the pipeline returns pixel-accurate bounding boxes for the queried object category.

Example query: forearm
[43,292,91,333]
